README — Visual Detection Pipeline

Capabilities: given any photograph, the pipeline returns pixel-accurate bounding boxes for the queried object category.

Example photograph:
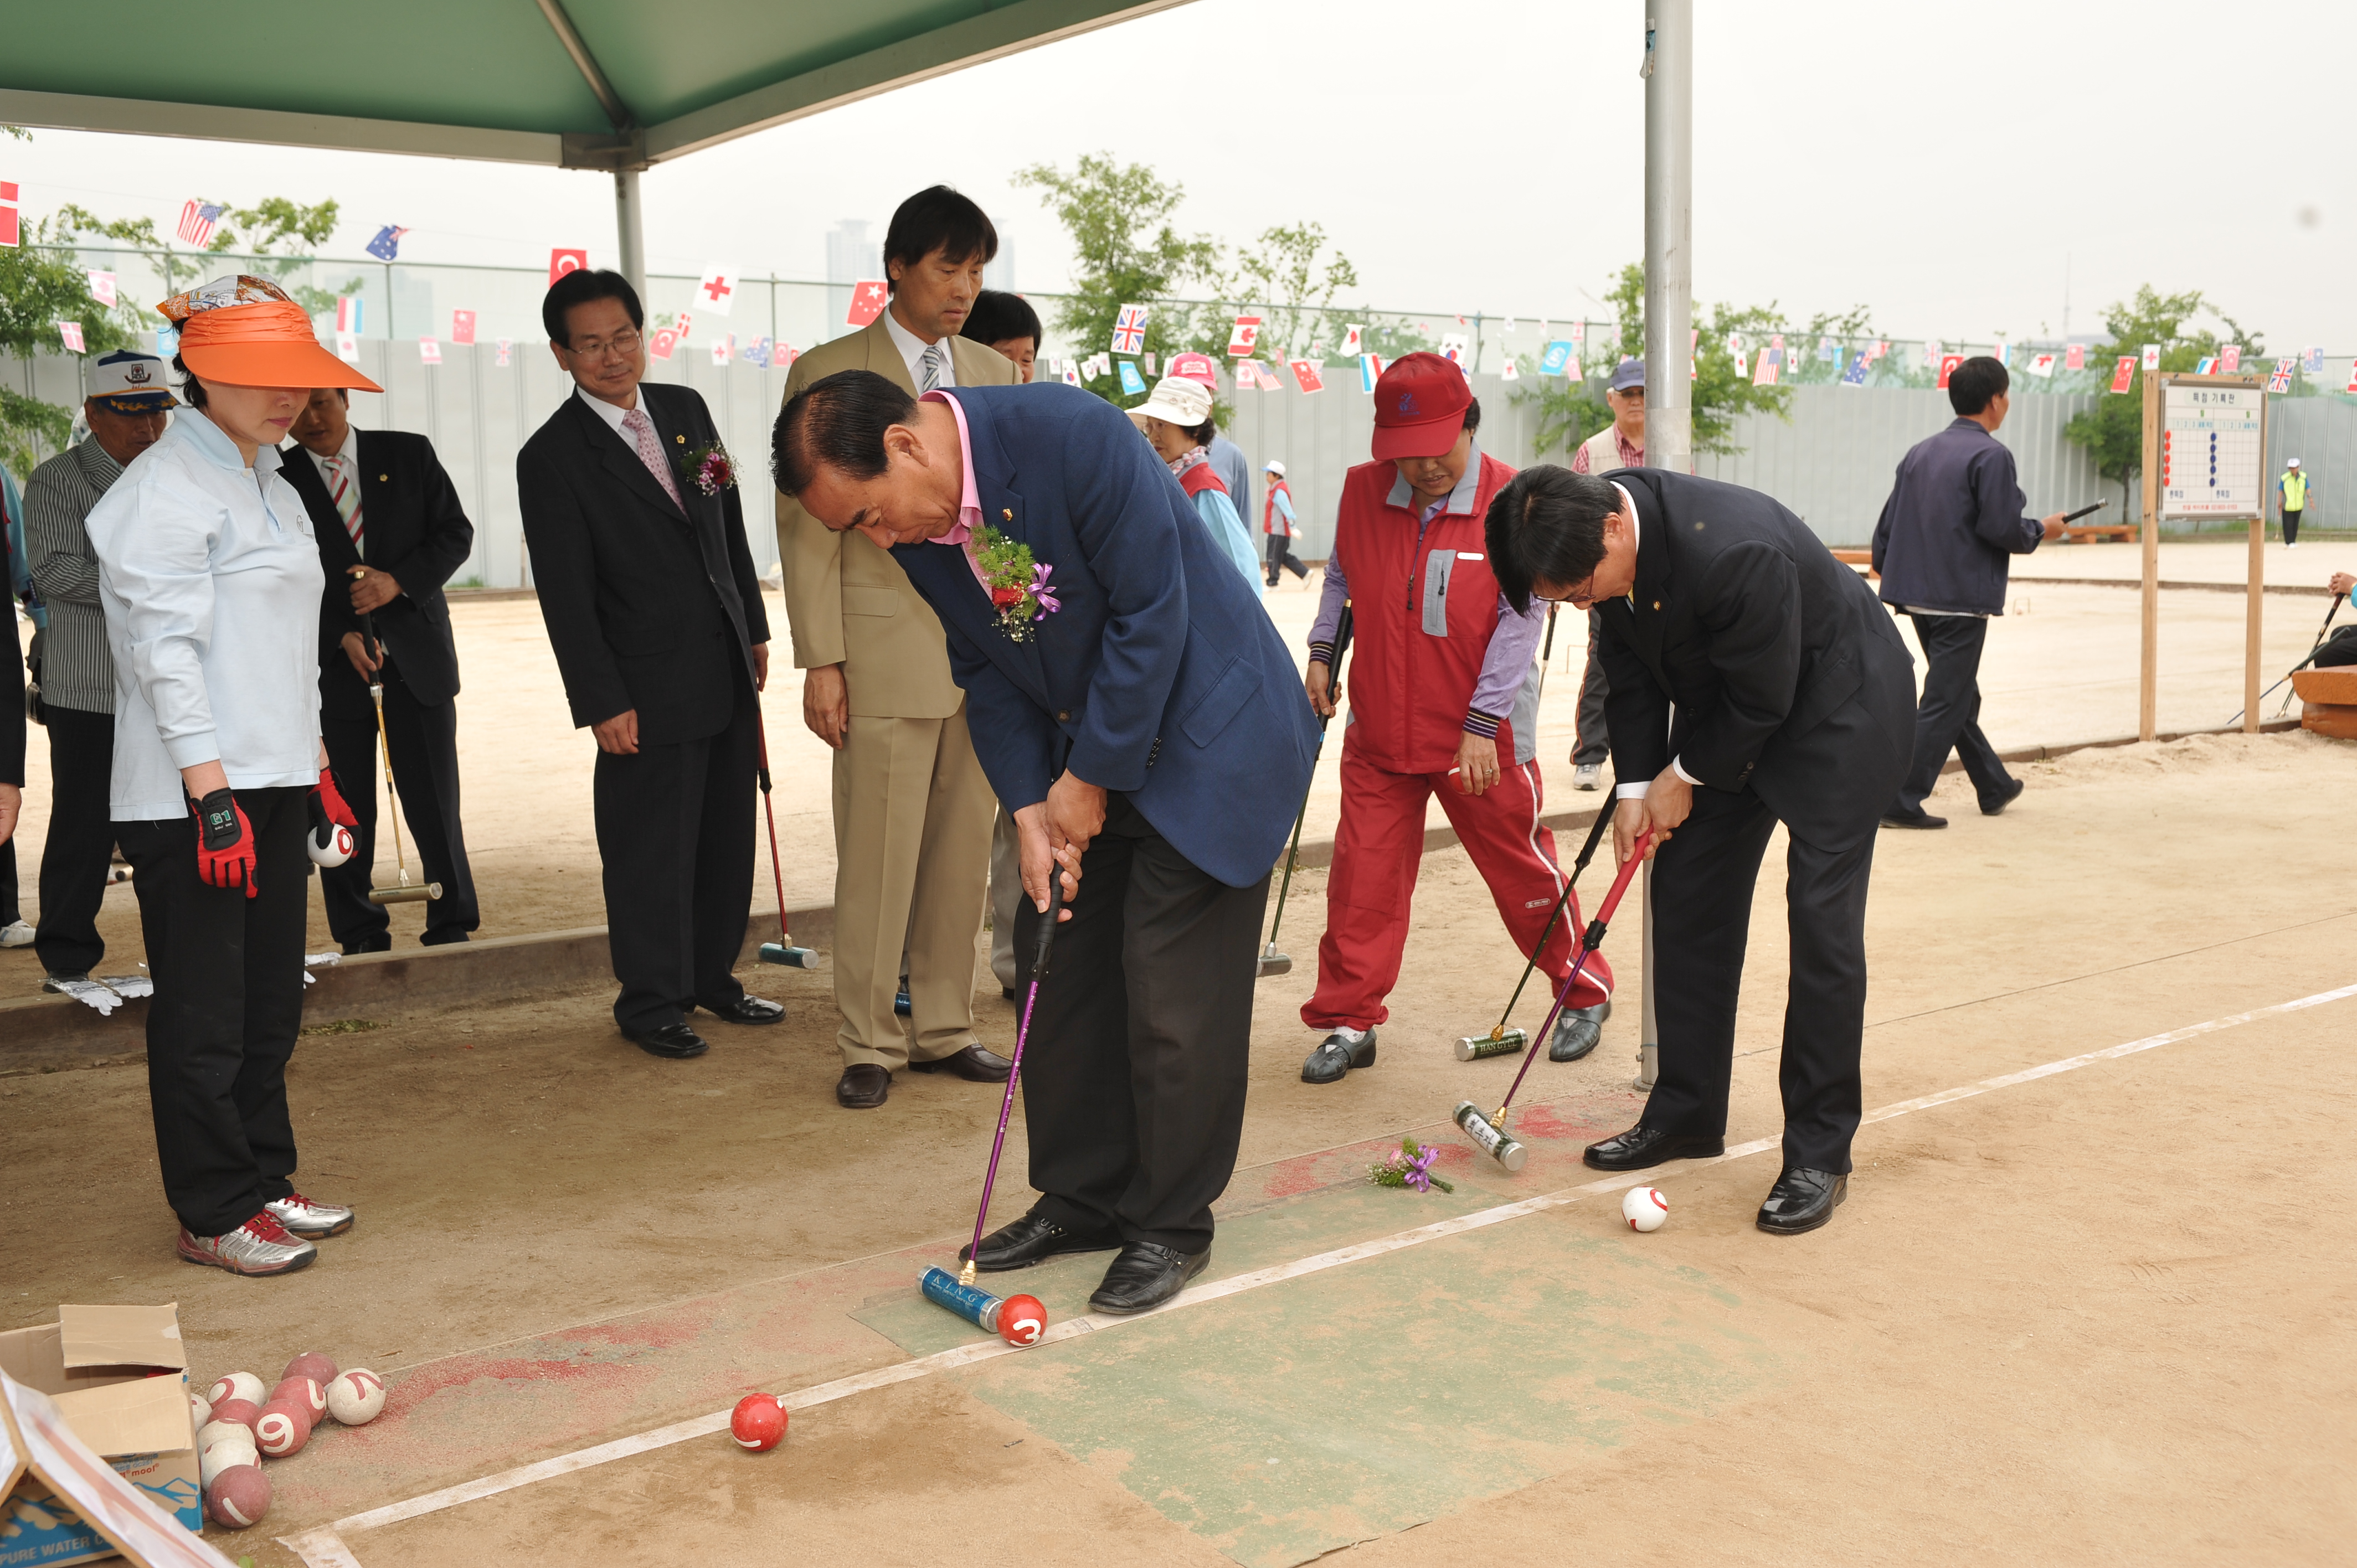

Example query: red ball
[270,1375,326,1427]
[209,1397,261,1437]
[729,1393,787,1452]
[205,1463,272,1528]
[254,1401,310,1458]
[997,1294,1048,1347]
[282,1351,338,1389]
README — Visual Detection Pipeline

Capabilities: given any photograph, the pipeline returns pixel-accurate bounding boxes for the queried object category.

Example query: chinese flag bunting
[2110,357,2135,394]
[2065,343,2085,371]
[1290,358,1325,393]
[0,180,18,247]
[846,281,888,328]
[451,310,477,345]
[548,249,589,287]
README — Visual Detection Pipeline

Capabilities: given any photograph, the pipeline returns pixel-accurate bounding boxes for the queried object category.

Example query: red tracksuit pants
[1303,746,1613,1031]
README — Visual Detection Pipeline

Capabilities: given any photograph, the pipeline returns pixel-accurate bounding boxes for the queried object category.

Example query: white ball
[198,1433,259,1488]
[326,1368,387,1425]
[207,1371,265,1410]
[189,1389,213,1433]
[1621,1185,1669,1232]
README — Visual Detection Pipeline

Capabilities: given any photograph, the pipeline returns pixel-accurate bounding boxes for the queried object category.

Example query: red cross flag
[2140,343,2161,371]
[709,333,735,365]
[2111,356,2136,394]
[1290,358,1325,393]
[1228,315,1262,357]
[451,310,477,345]
[0,180,18,247]
[698,264,739,315]
[548,248,589,287]
[649,326,680,360]
[847,280,888,328]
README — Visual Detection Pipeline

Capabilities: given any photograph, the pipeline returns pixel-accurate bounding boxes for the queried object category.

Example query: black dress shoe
[908,1043,1013,1082]
[1582,1123,1725,1171]
[1757,1167,1847,1234]
[1980,777,2026,816]
[836,1063,890,1108]
[1001,985,1019,1001]
[1088,1240,1210,1314]
[702,994,785,1025]
[1550,1000,1611,1062]
[1879,806,1947,830]
[1301,1029,1376,1084]
[959,1209,1121,1272]
[622,1022,709,1059]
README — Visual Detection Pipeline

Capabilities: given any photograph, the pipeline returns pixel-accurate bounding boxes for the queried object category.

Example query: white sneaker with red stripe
[178,1211,317,1276]
[265,1192,355,1239]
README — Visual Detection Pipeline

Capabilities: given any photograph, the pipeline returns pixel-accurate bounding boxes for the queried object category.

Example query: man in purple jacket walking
[1870,355,2067,829]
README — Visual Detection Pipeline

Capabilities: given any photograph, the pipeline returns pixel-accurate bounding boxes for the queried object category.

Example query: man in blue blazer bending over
[775,371,1318,1313]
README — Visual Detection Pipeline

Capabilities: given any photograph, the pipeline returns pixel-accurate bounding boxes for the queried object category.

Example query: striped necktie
[919,343,944,393]
[327,455,363,554]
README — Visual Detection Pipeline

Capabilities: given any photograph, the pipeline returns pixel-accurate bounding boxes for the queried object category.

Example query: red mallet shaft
[1494,827,1654,1122]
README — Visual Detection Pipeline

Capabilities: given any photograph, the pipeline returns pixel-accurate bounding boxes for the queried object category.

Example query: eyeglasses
[564,329,642,362]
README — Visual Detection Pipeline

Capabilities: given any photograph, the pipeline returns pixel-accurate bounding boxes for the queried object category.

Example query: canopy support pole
[615,169,647,306]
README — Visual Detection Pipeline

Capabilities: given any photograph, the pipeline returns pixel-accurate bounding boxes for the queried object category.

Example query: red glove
[315,765,359,830]
[191,788,258,898]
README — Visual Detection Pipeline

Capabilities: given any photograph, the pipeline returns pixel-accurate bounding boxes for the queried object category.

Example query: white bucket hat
[1134,374,1213,429]
[1264,458,1286,476]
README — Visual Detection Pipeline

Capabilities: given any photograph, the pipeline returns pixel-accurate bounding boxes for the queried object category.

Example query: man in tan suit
[777,185,1015,1109]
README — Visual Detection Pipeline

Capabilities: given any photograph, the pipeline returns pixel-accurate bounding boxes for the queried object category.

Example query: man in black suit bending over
[282,387,480,951]
[518,269,783,1059]
[1487,466,1914,1235]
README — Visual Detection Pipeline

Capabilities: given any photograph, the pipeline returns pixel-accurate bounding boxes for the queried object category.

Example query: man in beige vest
[776,185,1015,1108]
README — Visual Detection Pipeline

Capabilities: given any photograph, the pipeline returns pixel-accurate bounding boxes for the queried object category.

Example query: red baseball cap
[1167,351,1218,388]
[1370,352,1471,460]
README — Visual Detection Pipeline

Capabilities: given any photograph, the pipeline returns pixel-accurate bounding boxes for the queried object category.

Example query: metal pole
[1641,1,1693,477]
[615,168,647,305]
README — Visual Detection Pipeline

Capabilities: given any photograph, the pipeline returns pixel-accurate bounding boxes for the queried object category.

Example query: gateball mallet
[1455,797,1616,1061]
[1457,827,1654,1172]
[958,869,1066,1288]
[751,710,818,968]
[1259,601,1353,979]
[2249,584,2351,723]
[353,589,440,907]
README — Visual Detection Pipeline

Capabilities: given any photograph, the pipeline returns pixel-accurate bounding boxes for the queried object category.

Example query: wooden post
[2245,518,2264,732]
[2139,370,2162,741]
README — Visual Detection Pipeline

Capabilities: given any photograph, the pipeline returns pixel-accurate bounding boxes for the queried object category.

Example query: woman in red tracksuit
[1299,353,1610,1083]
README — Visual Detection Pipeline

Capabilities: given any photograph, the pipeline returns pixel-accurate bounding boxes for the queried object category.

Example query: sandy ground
[4,539,2346,999]
[2,729,2353,1564]
[2011,533,2357,585]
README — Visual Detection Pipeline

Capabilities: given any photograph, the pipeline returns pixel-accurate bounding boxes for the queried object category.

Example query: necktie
[327,455,363,554]
[919,344,943,393]
[621,408,685,510]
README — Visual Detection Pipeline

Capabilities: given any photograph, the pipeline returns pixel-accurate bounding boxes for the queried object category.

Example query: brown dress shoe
[906,1043,1013,1082]
[836,1063,891,1108]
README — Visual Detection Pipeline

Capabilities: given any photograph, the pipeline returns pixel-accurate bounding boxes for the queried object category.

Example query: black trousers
[2282,509,2302,546]
[35,704,117,976]
[119,786,310,1237]
[1574,609,1611,766]
[1013,795,1269,1254]
[320,659,478,951]
[1642,787,1879,1174]
[1264,533,1306,585]
[2313,627,2357,668]
[1895,612,2012,813]
[593,683,756,1031]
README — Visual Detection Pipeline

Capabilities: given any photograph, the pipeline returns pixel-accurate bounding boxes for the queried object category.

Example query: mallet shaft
[965,873,1064,1285]
[1265,603,1352,961]
[1492,828,1654,1127]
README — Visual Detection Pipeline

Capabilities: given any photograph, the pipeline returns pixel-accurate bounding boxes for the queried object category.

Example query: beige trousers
[989,806,1022,991]
[830,705,995,1069]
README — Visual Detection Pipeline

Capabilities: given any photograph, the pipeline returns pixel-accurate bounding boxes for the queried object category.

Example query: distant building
[985,233,1016,294]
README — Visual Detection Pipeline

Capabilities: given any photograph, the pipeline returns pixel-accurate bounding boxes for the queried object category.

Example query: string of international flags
[13,203,2354,396]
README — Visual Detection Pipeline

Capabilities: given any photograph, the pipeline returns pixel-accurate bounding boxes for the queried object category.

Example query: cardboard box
[0,1304,203,1568]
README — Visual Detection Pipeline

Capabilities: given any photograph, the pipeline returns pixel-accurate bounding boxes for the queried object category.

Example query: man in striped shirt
[22,350,174,983]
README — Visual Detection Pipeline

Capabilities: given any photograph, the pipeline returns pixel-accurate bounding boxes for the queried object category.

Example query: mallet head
[1257,943,1292,978]
[759,942,820,969]
[1454,1100,1529,1173]
[1455,1027,1527,1062]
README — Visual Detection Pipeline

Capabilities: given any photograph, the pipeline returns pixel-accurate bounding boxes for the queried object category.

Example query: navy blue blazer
[892,383,1318,888]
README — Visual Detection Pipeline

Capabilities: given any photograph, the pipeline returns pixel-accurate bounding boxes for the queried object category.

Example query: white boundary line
[278,981,2357,1566]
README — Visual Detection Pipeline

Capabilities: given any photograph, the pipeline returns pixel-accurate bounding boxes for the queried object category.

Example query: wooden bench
[2292,667,2357,740]
[2060,523,2138,544]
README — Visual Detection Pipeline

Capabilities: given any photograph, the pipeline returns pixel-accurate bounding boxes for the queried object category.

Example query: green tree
[1519,261,1792,459]
[0,215,150,474]
[2064,286,2263,517]
[1232,221,1358,368]
[1014,154,1225,403]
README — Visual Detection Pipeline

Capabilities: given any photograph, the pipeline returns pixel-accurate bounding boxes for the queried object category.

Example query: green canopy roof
[0,0,1186,168]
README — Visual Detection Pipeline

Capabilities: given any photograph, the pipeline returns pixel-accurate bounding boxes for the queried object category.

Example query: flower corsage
[1368,1137,1454,1194]
[973,524,1061,643]
[680,440,738,496]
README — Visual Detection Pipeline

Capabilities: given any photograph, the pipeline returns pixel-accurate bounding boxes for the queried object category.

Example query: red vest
[1262,478,1293,535]
[1331,451,1519,775]
[1178,462,1227,499]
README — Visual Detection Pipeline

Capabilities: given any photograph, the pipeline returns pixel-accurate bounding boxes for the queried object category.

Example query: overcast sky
[11,0,2351,347]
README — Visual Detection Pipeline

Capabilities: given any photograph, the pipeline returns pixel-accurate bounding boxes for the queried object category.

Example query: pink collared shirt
[921,390,991,588]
